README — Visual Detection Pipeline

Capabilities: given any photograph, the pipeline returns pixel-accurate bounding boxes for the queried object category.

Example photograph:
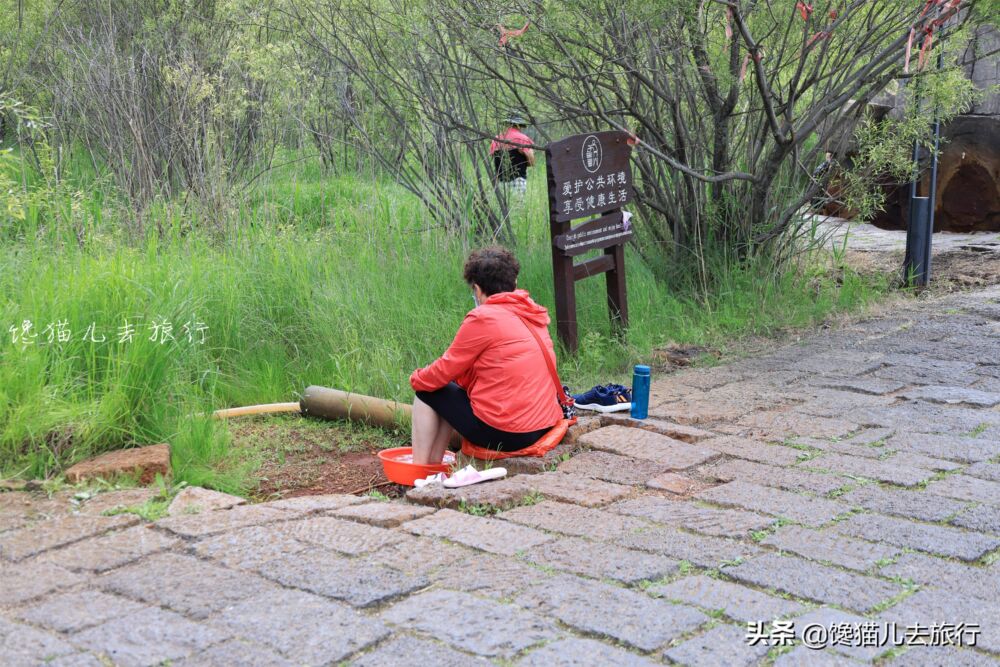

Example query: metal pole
[904,138,928,286]
[903,14,946,288]
[923,47,945,285]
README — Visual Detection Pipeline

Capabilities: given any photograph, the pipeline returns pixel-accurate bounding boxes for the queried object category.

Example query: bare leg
[412,397,453,464]
[429,416,454,464]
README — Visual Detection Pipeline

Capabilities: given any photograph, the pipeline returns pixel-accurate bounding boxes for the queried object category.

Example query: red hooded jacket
[409,289,563,433]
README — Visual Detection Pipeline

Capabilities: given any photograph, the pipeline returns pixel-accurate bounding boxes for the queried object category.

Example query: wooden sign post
[546,130,634,352]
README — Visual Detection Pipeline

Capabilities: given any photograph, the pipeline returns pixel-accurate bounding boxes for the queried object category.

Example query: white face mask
[473,294,479,308]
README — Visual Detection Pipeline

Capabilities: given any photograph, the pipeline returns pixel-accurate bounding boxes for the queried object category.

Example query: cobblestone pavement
[4,286,1000,666]
[814,215,1000,253]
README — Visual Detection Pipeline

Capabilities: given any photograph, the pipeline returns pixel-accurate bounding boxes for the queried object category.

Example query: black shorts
[493,149,529,182]
[416,382,554,452]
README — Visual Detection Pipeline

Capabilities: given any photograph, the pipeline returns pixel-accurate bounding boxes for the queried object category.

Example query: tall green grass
[0,155,890,492]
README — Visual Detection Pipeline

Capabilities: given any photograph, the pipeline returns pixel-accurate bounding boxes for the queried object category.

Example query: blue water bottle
[630,364,650,419]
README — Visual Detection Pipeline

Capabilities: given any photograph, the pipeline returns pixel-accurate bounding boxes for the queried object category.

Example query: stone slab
[874,359,980,386]
[75,488,158,516]
[610,497,774,537]
[795,394,895,424]
[166,486,245,516]
[515,472,633,507]
[517,574,707,651]
[520,536,679,583]
[618,527,761,568]
[430,552,552,600]
[699,436,804,465]
[40,524,180,573]
[258,493,367,513]
[0,560,86,605]
[517,638,659,667]
[72,606,229,667]
[98,552,280,619]
[963,462,1000,482]
[155,504,291,537]
[763,524,899,571]
[365,536,471,578]
[696,481,851,527]
[382,590,557,658]
[557,450,671,485]
[209,588,389,664]
[951,504,1000,534]
[351,636,490,667]
[0,617,82,667]
[965,462,1000,482]
[816,378,907,395]
[331,501,436,527]
[790,607,888,662]
[499,500,649,540]
[663,623,770,667]
[832,513,1000,561]
[650,574,803,622]
[188,524,310,571]
[903,453,965,472]
[842,427,896,445]
[64,443,171,484]
[773,646,856,667]
[284,515,410,555]
[795,352,886,377]
[790,436,887,460]
[889,433,1000,463]
[257,547,428,608]
[562,416,604,444]
[0,513,28,534]
[900,386,1000,408]
[174,640,293,667]
[579,426,719,469]
[0,514,138,561]
[872,404,1000,438]
[880,552,1000,602]
[927,474,1000,505]
[43,652,108,667]
[728,553,902,613]
[405,477,534,510]
[699,458,846,495]
[646,472,713,496]
[886,645,998,666]
[664,366,743,391]
[466,443,580,476]
[655,398,753,424]
[842,484,967,522]
[735,411,857,440]
[15,590,147,634]
[881,589,1000,656]
[599,414,715,442]
[803,452,934,487]
[403,508,552,555]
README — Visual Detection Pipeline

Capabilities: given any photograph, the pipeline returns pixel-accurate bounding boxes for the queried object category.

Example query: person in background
[490,112,536,197]
[409,246,562,464]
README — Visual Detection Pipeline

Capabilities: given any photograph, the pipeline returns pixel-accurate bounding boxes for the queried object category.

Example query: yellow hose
[212,402,302,419]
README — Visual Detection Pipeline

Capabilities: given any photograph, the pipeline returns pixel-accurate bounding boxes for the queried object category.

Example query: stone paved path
[4,286,1000,666]
[815,215,1000,253]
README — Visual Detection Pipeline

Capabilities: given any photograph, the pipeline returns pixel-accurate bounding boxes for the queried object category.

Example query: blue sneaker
[572,384,632,413]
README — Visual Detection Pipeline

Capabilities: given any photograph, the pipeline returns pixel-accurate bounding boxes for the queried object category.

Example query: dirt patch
[651,343,720,371]
[228,414,408,501]
[843,246,1000,289]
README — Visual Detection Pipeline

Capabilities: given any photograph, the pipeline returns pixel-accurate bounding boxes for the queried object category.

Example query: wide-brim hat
[505,112,529,126]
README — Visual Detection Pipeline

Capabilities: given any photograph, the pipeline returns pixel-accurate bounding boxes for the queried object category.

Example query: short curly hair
[463,246,520,296]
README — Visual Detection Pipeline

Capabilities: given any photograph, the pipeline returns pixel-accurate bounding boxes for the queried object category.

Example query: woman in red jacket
[409,247,563,464]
